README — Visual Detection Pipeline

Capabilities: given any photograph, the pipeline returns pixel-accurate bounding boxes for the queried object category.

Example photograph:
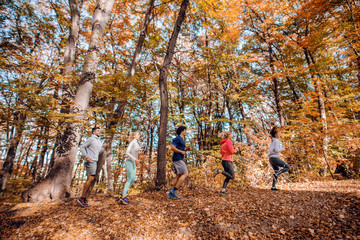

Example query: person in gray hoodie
[268,126,290,190]
[77,127,106,207]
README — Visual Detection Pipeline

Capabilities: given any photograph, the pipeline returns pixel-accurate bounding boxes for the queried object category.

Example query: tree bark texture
[285,76,301,105]
[50,0,83,170]
[22,0,115,203]
[156,0,189,187]
[63,0,81,77]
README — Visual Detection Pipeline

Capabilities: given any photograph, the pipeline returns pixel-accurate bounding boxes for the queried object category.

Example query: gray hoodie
[268,138,284,158]
[80,134,103,162]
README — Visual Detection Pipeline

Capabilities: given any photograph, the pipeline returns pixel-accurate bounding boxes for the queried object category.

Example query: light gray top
[79,134,103,162]
[268,138,284,158]
[126,139,141,163]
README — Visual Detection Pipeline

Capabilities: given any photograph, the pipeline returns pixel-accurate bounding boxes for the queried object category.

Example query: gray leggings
[269,157,290,187]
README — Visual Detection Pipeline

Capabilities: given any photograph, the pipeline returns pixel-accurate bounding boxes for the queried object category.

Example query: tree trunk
[31,134,42,182]
[238,100,252,144]
[13,140,32,177]
[303,48,334,179]
[63,0,82,77]
[231,64,252,144]
[285,76,301,105]
[49,0,83,171]
[23,141,34,176]
[204,22,213,151]
[0,109,26,191]
[268,43,284,127]
[225,99,233,129]
[38,126,49,179]
[155,0,189,187]
[148,125,154,179]
[105,146,114,193]
[22,0,115,203]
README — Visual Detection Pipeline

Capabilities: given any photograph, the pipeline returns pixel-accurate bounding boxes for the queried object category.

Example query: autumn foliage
[0,0,359,199]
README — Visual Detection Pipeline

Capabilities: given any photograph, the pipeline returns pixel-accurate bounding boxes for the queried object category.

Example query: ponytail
[270,127,278,138]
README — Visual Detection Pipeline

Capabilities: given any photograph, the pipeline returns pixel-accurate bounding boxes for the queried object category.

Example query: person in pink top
[214,131,238,194]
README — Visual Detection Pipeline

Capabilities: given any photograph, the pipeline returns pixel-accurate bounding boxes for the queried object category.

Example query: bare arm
[170,144,186,155]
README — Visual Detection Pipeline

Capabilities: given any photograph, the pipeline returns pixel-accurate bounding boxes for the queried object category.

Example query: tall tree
[156,0,190,187]
[50,0,83,170]
[22,0,115,203]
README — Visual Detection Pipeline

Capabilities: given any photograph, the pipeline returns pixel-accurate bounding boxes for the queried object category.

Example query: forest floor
[0,179,359,240]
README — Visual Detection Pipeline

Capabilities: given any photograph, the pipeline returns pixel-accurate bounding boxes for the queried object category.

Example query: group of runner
[77,125,290,207]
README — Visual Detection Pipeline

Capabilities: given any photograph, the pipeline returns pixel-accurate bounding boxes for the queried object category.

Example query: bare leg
[173,174,181,188]
[174,173,188,189]
[81,175,95,198]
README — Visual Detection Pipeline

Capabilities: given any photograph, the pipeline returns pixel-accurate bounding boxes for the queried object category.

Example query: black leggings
[221,160,235,188]
[269,157,290,187]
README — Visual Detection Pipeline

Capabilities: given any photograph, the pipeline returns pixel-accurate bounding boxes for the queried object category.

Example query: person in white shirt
[120,132,141,205]
[268,126,290,190]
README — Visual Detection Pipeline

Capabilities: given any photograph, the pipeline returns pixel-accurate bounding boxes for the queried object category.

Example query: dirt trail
[1,180,359,239]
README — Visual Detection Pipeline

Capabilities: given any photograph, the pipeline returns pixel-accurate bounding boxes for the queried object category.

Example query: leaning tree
[22,0,115,203]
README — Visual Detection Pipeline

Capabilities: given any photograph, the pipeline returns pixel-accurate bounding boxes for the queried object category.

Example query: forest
[0,0,359,239]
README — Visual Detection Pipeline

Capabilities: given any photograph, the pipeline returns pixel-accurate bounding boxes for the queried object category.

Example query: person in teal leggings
[120,132,141,205]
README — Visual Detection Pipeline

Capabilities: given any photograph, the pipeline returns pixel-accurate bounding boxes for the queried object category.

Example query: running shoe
[77,198,88,207]
[120,197,129,205]
[168,189,175,198]
[221,189,228,194]
[169,189,180,200]
[214,168,222,177]
[271,187,279,191]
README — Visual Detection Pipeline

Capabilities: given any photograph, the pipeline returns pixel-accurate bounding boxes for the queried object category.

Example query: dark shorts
[173,160,188,175]
[84,161,97,176]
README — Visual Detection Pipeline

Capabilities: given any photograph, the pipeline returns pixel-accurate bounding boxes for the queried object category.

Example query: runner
[268,126,290,190]
[214,131,238,194]
[168,126,189,200]
[77,127,106,207]
[120,132,141,205]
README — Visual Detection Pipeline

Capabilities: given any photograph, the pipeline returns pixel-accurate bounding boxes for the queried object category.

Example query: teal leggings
[123,159,136,197]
